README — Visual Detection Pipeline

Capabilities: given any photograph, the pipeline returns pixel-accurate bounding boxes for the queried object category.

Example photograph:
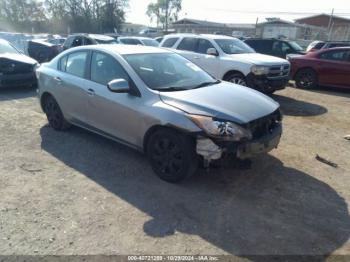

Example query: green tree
[146,0,182,31]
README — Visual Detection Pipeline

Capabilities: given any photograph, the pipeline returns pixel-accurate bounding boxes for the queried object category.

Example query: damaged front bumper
[196,124,282,163]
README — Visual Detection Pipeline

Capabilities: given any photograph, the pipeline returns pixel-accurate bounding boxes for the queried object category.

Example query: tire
[295,69,318,89]
[43,95,71,131]
[224,72,247,86]
[146,129,198,183]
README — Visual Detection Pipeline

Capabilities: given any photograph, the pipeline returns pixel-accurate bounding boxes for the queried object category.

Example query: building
[171,18,256,37]
[120,23,147,36]
[256,18,327,42]
[295,14,350,41]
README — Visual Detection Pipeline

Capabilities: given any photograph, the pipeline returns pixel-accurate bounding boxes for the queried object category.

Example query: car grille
[245,109,282,140]
[268,64,290,78]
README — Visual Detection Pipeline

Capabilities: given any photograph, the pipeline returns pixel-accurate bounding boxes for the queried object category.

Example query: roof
[69,44,170,55]
[163,33,235,40]
[119,36,155,41]
[172,18,255,28]
[295,13,350,23]
[70,33,115,41]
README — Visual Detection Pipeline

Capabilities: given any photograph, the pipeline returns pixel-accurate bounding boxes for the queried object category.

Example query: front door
[85,51,142,145]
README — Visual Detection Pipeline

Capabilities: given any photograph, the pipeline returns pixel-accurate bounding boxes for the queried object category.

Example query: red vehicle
[289,47,350,89]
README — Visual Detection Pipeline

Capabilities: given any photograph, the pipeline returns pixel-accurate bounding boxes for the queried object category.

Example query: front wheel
[225,72,247,86]
[147,129,198,183]
[43,95,71,131]
[295,69,318,89]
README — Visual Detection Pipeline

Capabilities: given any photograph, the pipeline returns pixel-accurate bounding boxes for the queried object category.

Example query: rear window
[120,38,142,45]
[162,37,179,47]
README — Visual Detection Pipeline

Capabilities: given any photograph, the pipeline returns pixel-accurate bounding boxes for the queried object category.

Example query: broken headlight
[188,115,252,141]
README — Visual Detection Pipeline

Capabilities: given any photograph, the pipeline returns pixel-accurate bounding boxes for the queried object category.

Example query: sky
[125,0,350,26]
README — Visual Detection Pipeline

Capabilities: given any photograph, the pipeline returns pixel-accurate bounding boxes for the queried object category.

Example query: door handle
[87,88,95,96]
[54,77,62,85]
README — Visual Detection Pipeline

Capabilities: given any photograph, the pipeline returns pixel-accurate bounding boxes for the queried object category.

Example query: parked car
[306,41,350,53]
[289,47,350,89]
[244,38,305,58]
[105,33,120,41]
[160,34,290,94]
[0,39,38,88]
[155,37,163,43]
[139,28,159,38]
[63,34,118,50]
[36,45,283,183]
[27,39,61,63]
[118,37,159,47]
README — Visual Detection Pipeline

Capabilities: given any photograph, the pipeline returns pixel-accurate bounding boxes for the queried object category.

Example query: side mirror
[107,79,130,93]
[207,48,218,56]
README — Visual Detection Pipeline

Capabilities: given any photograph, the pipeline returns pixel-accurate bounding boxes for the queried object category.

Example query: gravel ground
[0,86,349,259]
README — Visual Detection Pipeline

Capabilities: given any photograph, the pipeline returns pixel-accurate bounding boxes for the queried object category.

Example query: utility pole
[327,8,334,40]
[255,17,259,37]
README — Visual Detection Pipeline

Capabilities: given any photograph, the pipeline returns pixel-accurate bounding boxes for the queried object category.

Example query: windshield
[95,39,118,44]
[124,53,216,91]
[0,41,20,54]
[215,38,255,54]
[141,39,159,47]
[289,41,304,51]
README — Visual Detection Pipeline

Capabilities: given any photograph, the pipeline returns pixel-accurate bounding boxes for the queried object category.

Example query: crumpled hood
[160,82,280,124]
[0,53,38,65]
[229,53,288,65]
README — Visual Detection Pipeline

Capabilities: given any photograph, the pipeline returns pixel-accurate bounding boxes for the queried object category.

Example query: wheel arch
[222,70,246,81]
[142,125,196,154]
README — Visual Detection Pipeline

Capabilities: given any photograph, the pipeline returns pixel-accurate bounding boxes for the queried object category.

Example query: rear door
[317,49,350,87]
[54,51,91,122]
[175,37,199,62]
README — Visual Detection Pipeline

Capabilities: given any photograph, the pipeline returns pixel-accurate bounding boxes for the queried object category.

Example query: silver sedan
[37,45,282,183]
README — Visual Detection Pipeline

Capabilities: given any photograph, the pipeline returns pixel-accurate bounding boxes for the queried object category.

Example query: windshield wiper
[193,80,221,89]
[153,86,188,92]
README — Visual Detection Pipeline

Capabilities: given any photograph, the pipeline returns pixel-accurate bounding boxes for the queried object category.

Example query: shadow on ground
[0,86,36,101]
[40,126,350,260]
[272,94,328,117]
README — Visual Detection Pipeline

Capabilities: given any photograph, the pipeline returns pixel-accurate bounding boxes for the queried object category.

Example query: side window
[84,37,94,45]
[319,50,350,62]
[281,42,291,53]
[197,39,215,54]
[90,52,130,86]
[65,51,88,78]
[177,38,198,52]
[63,37,74,49]
[71,37,83,47]
[59,55,68,71]
[162,37,179,47]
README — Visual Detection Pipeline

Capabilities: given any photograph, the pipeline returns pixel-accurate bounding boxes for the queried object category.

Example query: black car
[63,34,118,51]
[27,39,61,63]
[244,38,305,58]
[0,39,38,88]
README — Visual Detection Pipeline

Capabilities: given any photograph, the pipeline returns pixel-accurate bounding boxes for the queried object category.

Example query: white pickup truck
[160,34,290,94]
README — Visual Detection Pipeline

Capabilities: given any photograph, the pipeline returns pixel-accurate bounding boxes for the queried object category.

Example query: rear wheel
[43,95,70,131]
[147,129,198,183]
[224,72,247,86]
[295,69,318,89]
